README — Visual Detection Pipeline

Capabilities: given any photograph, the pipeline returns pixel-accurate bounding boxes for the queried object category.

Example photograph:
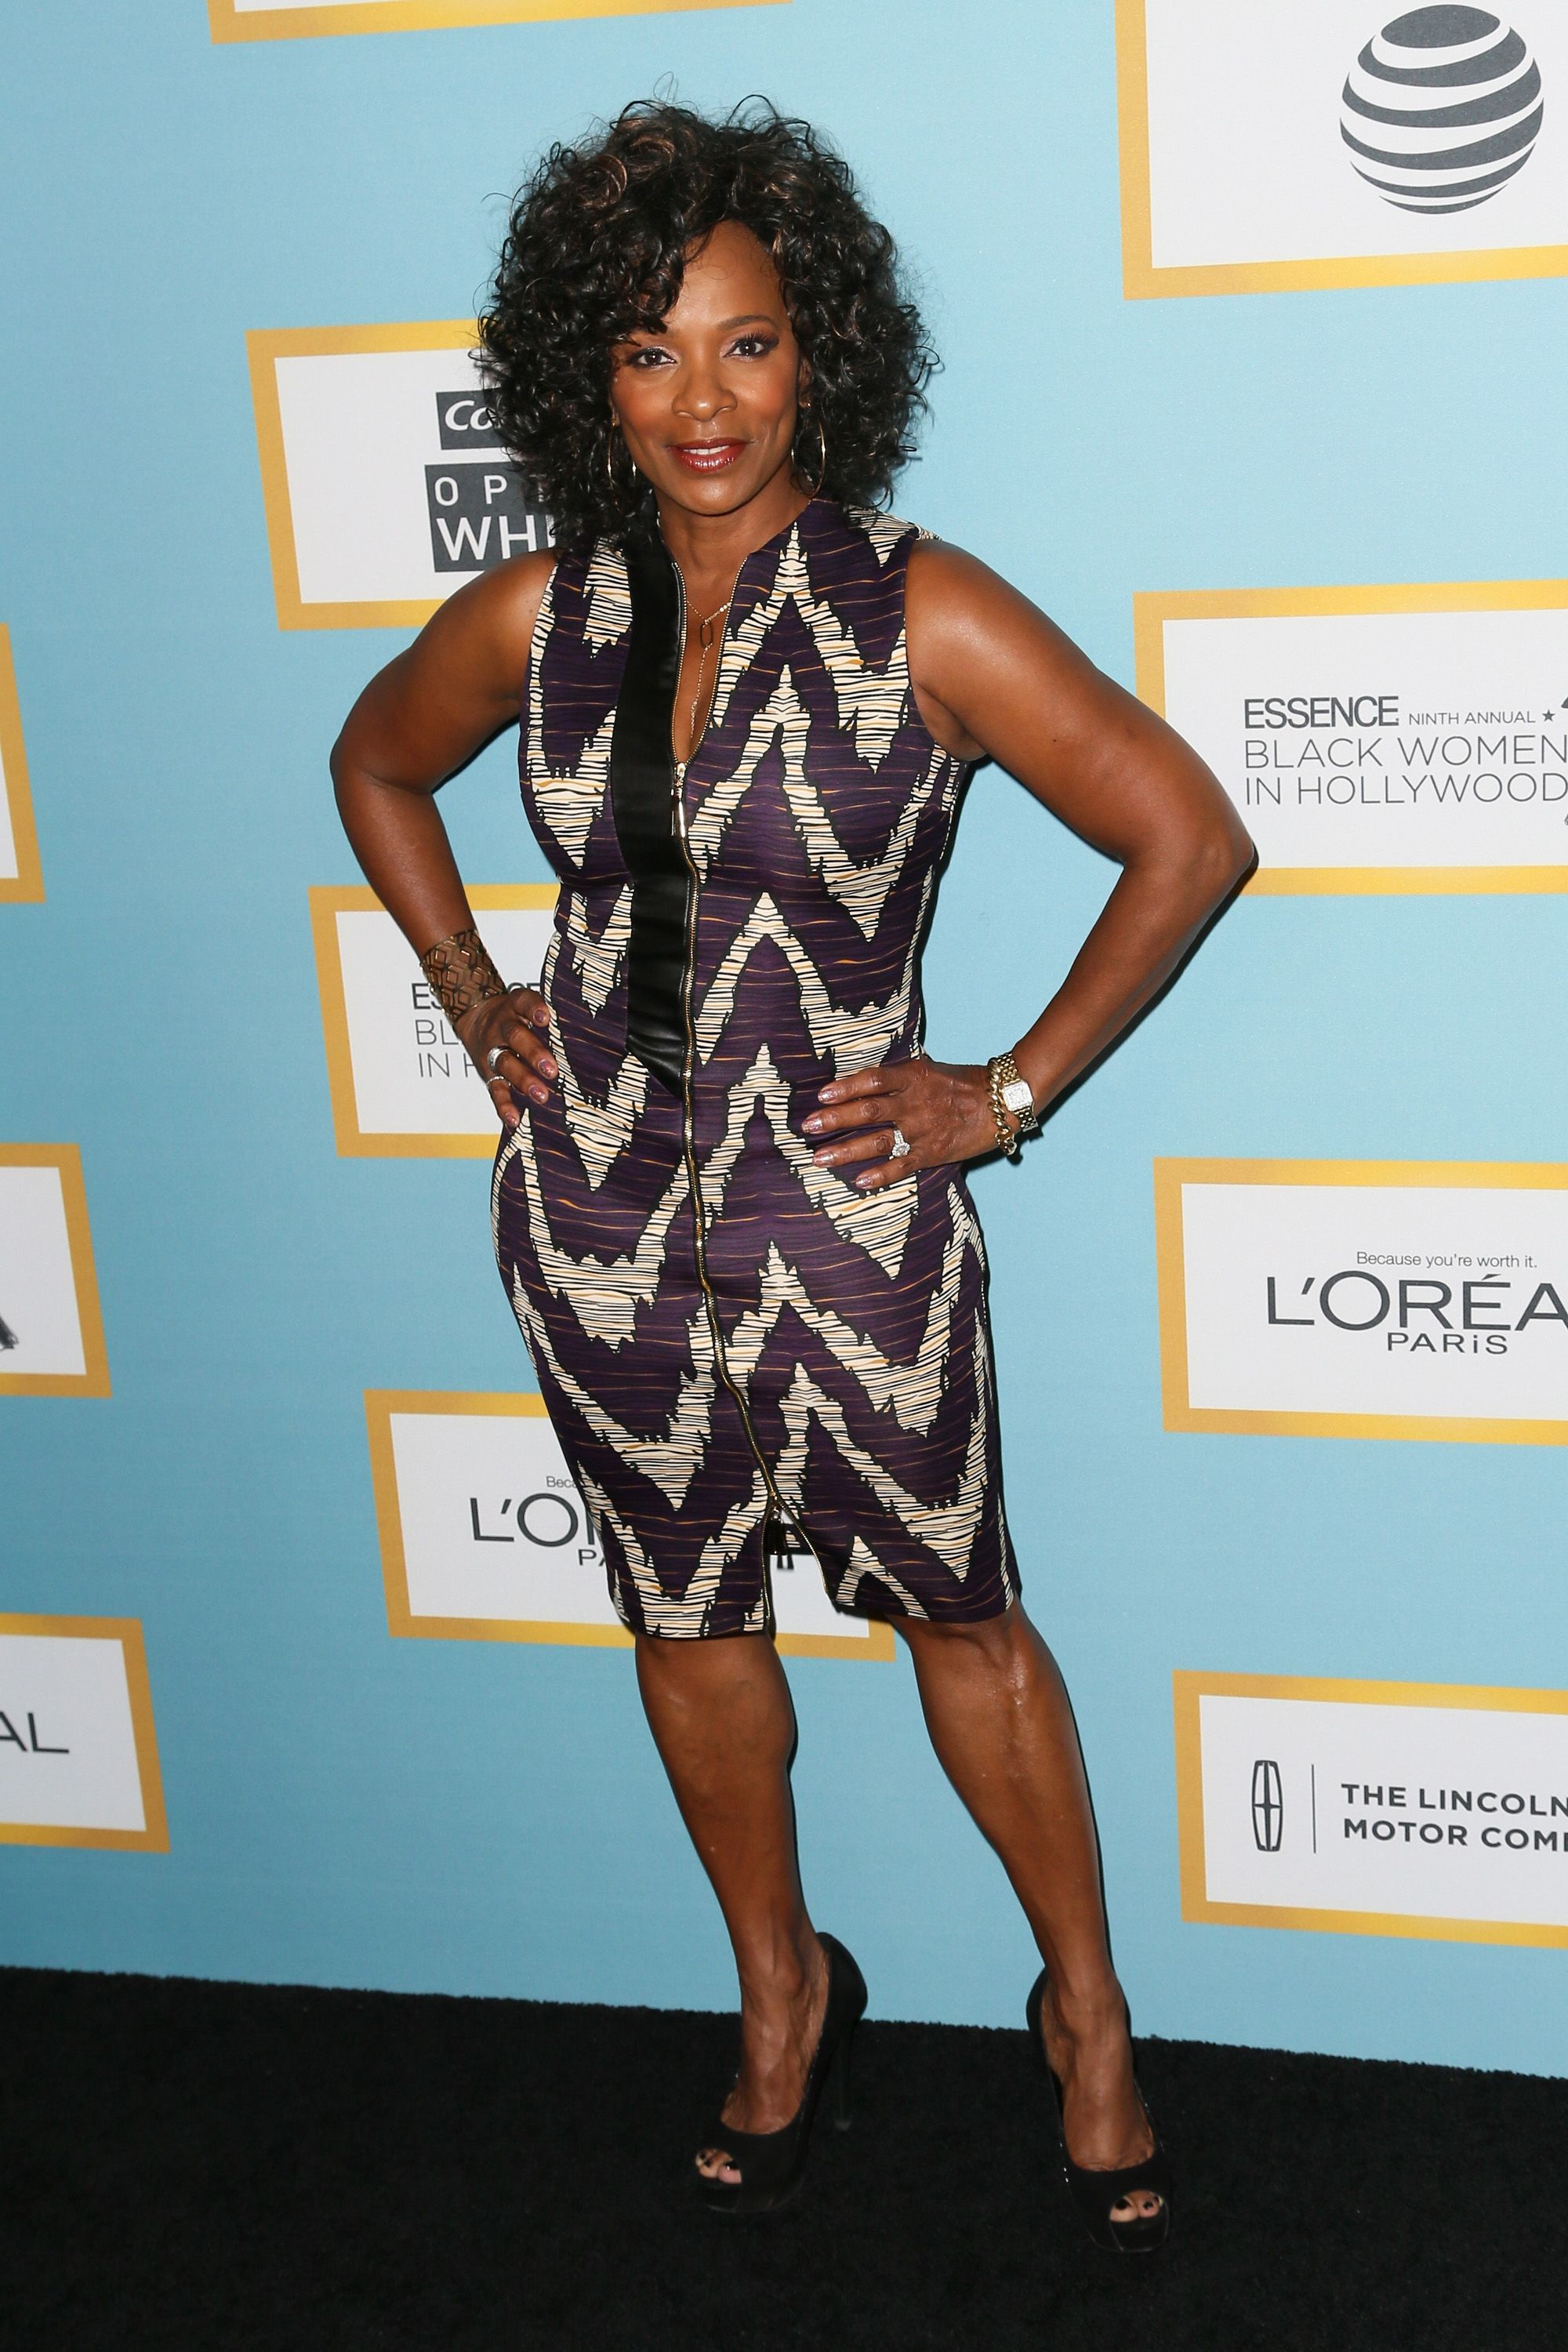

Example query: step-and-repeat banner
[1135,583,1568,895]
[2,2,1563,2068]
[1119,0,1566,296]
[0,1618,165,1854]
[248,324,555,629]
[1175,1671,1568,1948]
[1156,1158,1568,1444]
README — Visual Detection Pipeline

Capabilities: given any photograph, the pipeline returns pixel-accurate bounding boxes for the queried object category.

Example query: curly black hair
[477,100,935,551]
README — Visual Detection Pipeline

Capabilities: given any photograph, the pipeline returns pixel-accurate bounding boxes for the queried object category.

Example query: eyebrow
[626,312,779,338]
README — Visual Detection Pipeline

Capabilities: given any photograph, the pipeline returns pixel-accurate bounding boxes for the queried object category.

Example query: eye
[622,345,673,370]
[729,332,779,359]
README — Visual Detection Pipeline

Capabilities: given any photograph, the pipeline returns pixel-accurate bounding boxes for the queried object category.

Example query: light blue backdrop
[2,0,1564,2077]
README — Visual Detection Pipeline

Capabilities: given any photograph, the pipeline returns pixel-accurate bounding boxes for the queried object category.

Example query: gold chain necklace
[685,597,732,753]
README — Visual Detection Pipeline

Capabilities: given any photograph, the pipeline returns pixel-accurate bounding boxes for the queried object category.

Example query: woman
[332,102,1250,2248]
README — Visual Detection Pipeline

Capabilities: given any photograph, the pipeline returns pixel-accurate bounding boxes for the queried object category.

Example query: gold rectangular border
[367,1388,895,1661]
[0,626,43,904]
[0,1145,111,1399]
[0,1614,168,1851]
[248,320,493,631]
[212,0,786,42]
[1174,1668,1568,1947]
[1154,1156,1568,1446]
[1115,0,1568,299]
[310,882,557,1157]
[1134,579,1568,895]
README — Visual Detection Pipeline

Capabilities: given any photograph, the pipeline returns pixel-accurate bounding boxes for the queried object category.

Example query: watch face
[1001,1079,1033,1113]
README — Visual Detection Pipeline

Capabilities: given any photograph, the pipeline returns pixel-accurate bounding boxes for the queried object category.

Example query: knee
[634,1628,793,1727]
[896,1601,1030,1668]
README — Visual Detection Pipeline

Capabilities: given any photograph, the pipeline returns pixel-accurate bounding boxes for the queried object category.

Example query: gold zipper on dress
[670,566,802,1588]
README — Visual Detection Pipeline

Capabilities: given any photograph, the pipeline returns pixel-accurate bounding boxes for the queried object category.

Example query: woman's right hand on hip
[456,986,557,1128]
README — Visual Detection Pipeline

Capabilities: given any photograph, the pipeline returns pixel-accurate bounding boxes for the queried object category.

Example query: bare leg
[897,1601,1162,2222]
[634,1632,827,2185]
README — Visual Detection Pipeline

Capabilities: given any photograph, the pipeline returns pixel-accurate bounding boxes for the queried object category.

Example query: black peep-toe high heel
[696,1933,866,2217]
[1025,1969,1172,2253]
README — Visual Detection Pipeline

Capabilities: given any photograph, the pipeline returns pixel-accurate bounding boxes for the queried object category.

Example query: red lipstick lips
[671,440,746,474]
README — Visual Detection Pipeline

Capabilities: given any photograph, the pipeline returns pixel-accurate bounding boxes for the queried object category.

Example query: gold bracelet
[985,1052,1038,1160]
[417,926,508,1029]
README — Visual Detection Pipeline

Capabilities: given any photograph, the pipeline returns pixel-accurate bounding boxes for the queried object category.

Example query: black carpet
[2,1965,1563,2350]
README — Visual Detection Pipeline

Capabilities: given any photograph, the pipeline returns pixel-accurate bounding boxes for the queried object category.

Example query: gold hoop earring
[604,429,635,505]
[795,408,828,499]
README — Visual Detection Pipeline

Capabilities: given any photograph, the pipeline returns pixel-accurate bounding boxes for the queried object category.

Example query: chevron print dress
[492,497,1018,1638]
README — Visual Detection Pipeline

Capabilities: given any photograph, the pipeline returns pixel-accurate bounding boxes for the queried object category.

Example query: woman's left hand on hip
[804,1056,1002,1189]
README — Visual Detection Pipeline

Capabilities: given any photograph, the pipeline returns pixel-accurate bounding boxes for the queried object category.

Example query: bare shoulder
[334,547,564,788]
[906,535,1085,684]
[415,548,560,686]
[902,533,1126,769]
[902,539,1044,761]
[906,536,1058,647]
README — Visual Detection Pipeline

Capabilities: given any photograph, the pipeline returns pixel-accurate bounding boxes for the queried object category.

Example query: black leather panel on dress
[610,532,689,1097]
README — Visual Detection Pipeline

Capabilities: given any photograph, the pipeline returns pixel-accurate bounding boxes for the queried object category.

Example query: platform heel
[696,1933,866,2217]
[1025,1969,1171,2253]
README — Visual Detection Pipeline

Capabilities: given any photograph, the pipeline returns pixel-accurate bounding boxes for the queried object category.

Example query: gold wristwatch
[985,1052,1039,1160]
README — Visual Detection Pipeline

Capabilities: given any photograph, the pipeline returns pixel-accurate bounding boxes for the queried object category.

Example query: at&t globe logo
[1341,8,1545,214]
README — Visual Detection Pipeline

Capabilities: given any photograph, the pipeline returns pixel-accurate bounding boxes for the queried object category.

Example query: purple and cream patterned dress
[492,497,1018,1638]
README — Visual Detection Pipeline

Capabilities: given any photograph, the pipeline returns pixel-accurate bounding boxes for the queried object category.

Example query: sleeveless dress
[492,497,1018,1639]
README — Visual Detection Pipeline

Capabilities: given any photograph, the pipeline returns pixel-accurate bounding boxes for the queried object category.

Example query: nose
[673,355,736,426]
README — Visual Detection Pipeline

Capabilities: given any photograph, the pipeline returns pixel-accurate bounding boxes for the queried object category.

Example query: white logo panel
[0,1166,85,1376]
[0,742,17,882]
[1149,593,1568,885]
[0,624,42,901]
[0,1621,165,1850]
[1178,1674,1568,1942]
[1159,1162,1568,1441]
[0,1151,109,1396]
[311,888,557,1155]
[249,328,553,627]
[371,1395,886,1657]
[1127,0,1568,288]
[390,1406,622,1635]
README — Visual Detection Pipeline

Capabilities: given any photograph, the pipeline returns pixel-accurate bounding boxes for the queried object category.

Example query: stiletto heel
[1025,1969,1172,2254]
[696,1933,866,2216]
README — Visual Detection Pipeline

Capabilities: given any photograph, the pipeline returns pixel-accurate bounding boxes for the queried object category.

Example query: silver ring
[888,1126,912,1160]
[485,1045,507,1077]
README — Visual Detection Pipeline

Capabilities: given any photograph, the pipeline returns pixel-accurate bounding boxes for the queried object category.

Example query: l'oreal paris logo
[1264,1264,1568,1353]
[0,1709,69,1755]
[466,1478,599,1563]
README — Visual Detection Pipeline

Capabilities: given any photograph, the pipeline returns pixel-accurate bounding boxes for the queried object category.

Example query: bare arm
[805,541,1254,1186]
[329,553,559,1125]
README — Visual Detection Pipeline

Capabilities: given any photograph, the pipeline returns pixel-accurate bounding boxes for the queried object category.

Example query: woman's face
[609,220,805,521]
